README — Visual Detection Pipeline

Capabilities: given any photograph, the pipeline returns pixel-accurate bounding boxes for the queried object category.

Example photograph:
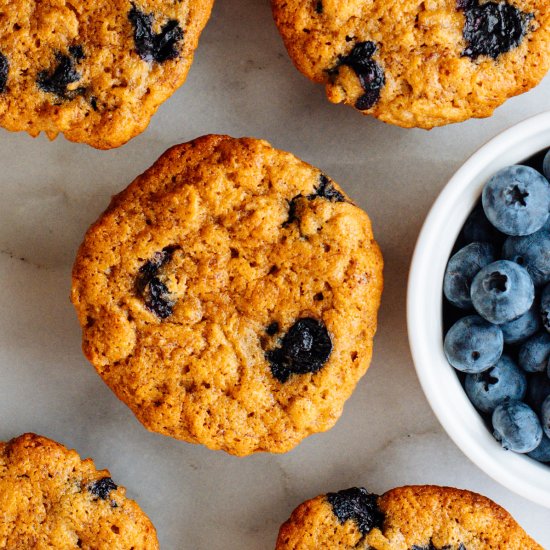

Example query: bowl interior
[408,111,550,508]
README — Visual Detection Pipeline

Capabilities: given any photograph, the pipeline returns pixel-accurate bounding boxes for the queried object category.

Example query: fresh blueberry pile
[443,148,550,463]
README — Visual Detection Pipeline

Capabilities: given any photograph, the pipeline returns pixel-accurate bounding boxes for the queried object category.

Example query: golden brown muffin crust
[0,433,158,549]
[71,135,383,456]
[271,0,550,128]
[0,0,214,148]
[275,485,543,550]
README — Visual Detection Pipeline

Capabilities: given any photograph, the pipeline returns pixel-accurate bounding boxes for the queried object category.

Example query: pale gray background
[0,0,549,548]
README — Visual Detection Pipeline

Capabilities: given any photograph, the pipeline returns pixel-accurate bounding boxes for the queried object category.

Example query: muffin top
[271,0,550,128]
[71,134,383,456]
[0,0,213,148]
[0,433,158,549]
[276,485,543,549]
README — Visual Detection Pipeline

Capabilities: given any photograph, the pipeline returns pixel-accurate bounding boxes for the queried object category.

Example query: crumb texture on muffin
[71,134,383,456]
[275,485,543,549]
[0,0,214,148]
[0,433,159,549]
[271,0,550,128]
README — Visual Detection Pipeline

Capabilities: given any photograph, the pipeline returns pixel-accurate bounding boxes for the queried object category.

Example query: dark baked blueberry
[285,175,345,227]
[88,477,117,500]
[0,53,8,93]
[315,1,323,14]
[37,50,85,100]
[129,4,184,63]
[355,88,384,111]
[68,45,85,61]
[267,318,332,383]
[340,41,385,110]
[136,246,178,319]
[326,487,383,535]
[459,0,533,60]
[457,0,476,8]
[90,96,98,111]
[266,322,280,336]
[309,175,345,203]
[284,194,303,227]
[142,277,175,319]
[342,41,377,67]
[138,246,177,282]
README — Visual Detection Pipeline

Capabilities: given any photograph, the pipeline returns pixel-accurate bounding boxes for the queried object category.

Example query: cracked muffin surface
[270,0,550,128]
[0,0,213,148]
[275,485,543,549]
[0,433,158,549]
[71,134,383,456]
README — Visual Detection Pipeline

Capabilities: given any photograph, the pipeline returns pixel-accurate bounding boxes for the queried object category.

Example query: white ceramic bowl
[407,111,550,508]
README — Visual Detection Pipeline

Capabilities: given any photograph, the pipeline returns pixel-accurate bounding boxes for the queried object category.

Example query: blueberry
[526,373,550,413]
[444,242,497,309]
[459,204,504,246]
[285,175,345,228]
[540,395,550,437]
[492,400,542,453]
[89,477,117,500]
[283,195,303,227]
[482,166,550,236]
[266,318,332,382]
[444,315,503,373]
[502,230,550,287]
[0,53,8,93]
[459,0,533,60]
[499,303,541,345]
[129,5,184,63]
[543,150,550,181]
[540,283,550,332]
[143,278,174,319]
[339,42,385,111]
[69,45,85,61]
[518,332,550,373]
[542,396,550,439]
[308,174,345,203]
[528,434,550,463]
[465,355,527,413]
[37,49,86,100]
[326,488,383,535]
[470,260,534,324]
[136,246,178,318]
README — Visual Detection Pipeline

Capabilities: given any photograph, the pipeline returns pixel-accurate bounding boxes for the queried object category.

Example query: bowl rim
[407,110,550,508]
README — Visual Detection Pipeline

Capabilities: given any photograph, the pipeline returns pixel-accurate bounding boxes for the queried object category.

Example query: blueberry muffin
[276,485,542,549]
[0,433,158,549]
[71,134,383,456]
[270,0,550,128]
[0,0,213,149]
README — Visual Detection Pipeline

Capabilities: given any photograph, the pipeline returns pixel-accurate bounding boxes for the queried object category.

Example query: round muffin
[270,0,550,128]
[276,485,543,549]
[71,134,383,456]
[0,0,213,149]
[0,433,158,549]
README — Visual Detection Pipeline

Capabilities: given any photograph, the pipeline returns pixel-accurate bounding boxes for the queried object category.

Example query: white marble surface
[0,0,549,548]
